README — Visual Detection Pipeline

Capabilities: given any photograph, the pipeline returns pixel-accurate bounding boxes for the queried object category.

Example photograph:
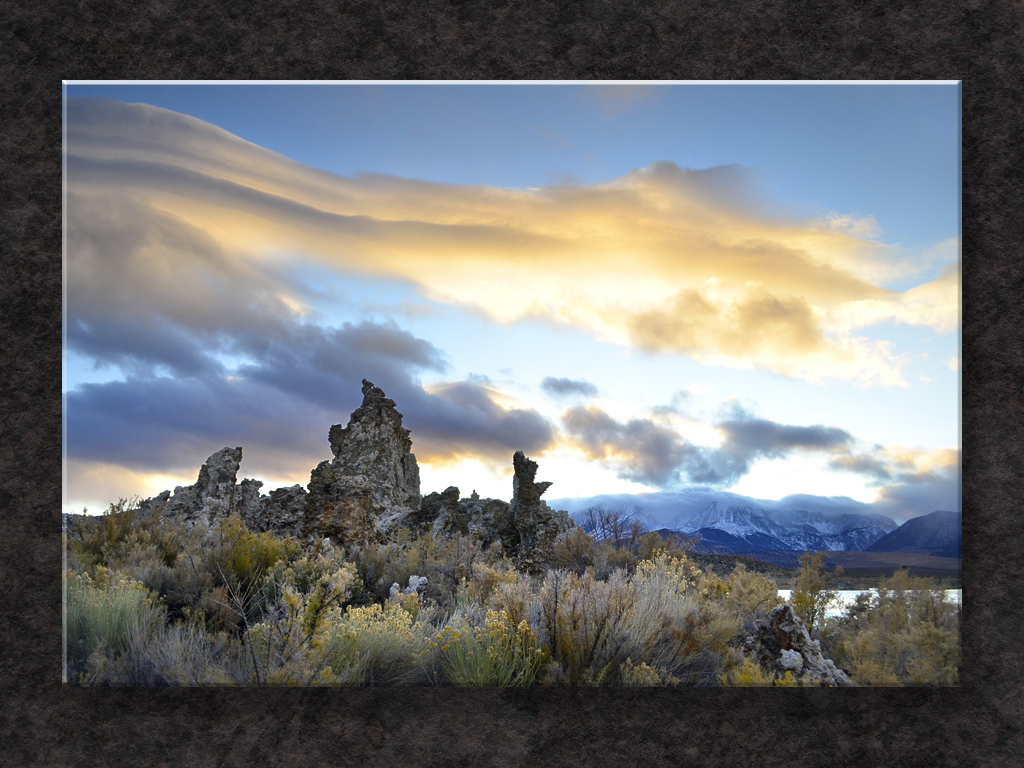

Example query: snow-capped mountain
[765,509,899,551]
[680,501,898,553]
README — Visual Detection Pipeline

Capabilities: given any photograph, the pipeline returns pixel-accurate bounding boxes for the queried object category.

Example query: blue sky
[63,82,960,525]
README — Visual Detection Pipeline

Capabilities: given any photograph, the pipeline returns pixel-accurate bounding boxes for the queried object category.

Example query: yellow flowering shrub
[240,564,358,686]
[456,560,519,610]
[324,594,433,685]
[718,657,801,687]
[433,609,546,686]
[721,563,783,620]
[619,658,680,687]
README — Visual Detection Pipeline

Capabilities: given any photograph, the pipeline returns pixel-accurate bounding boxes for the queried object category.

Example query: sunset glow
[63,82,960,525]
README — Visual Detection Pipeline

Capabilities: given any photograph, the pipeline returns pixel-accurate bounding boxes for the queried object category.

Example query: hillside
[866,510,962,557]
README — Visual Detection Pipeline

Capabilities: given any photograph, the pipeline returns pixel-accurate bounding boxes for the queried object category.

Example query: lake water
[777,589,962,619]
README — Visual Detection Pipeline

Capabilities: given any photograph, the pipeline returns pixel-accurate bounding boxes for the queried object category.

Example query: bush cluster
[64,501,960,686]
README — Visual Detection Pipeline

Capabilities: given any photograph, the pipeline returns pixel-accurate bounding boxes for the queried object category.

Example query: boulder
[390,575,427,599]
[742,604,854,687]
[303,379,422,543]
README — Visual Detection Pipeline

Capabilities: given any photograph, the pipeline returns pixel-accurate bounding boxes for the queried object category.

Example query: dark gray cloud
[66,366,556,482]
[562,406,697,486]
[561,404,853,488]
[232,321,447,411]
[409,383,555,462]
[541,377,599,398]
[827,451,893,481]
[65,375,332,477]
[872,470,961,523]
[717,407,852,458]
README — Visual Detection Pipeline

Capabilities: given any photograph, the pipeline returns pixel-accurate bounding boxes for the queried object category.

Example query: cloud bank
[557,401,959,522]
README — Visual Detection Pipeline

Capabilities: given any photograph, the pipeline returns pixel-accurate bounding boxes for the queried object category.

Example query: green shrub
[537,567,636,685]
[455,560,520,612]
[137,623,241,685]
[789,551,843,636]
[347,531,489,608]
[65,567,163,682]
[66,498,141,570]
[209,516,299,592]
[487,569,538,629]
[627,555,740,685]
[549,528,600,574]
[619,658,680,686]
[721,563,783,622]
[826,570,960,686]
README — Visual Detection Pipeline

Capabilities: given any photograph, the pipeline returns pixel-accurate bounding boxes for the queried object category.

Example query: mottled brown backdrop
[1,2,1018,765]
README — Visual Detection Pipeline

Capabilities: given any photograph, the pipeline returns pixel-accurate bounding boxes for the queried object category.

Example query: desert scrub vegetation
[64,501,960,686]
[818,569,961,686]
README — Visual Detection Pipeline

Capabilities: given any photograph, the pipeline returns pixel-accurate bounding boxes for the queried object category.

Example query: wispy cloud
[66,98,959,389]
[588,84,656,117]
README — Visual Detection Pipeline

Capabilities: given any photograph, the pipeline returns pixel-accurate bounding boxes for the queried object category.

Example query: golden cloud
[66,99,960,387]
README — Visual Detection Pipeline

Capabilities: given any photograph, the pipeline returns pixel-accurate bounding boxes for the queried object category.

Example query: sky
[62,82,961,526]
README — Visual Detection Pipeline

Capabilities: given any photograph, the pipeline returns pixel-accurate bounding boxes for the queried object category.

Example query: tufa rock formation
[252,484,308,539]
[412,452,575,572]
[130,379,573,569]
[415,486,514,547]
[508,451,575,573]
[135,447,307,535]
[136,447,259,526]
[303,379,421,544]
[741,604,854,687]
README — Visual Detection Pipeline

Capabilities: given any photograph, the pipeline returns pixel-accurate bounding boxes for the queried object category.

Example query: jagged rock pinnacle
[304,380,421,543]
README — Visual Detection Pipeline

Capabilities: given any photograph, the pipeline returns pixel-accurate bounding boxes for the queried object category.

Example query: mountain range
[562,494,962,562]
[678,501,900,554]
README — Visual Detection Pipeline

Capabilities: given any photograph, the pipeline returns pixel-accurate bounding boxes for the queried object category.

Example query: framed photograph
[63,81,961,687]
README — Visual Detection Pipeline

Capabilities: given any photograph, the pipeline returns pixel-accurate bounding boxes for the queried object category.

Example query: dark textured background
[1,1,1018,765]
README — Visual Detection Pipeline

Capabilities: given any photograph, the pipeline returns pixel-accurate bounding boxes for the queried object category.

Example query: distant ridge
[866,510,962,557]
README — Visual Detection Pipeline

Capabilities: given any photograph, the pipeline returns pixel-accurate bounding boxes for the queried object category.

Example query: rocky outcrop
[416,486,512,545]
[303,380,422,544]
[136,447,265,527]
[507,451,574,573]
[134,447,307,535]
[742,604,854,686]
[247,484,307,538]
[411,453,573,571]
[128,382,571,567]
